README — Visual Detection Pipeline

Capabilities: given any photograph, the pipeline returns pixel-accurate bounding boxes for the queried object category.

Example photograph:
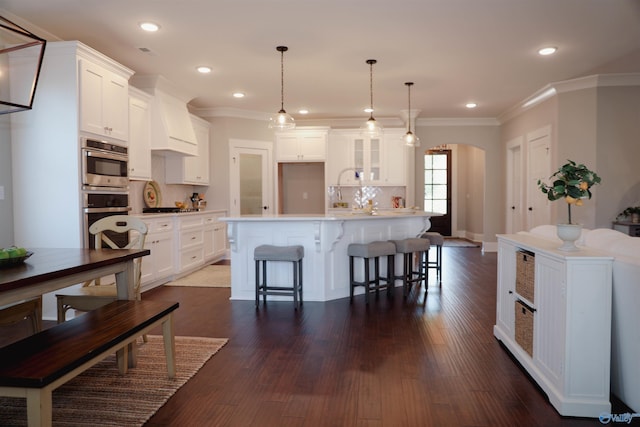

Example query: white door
[526,127,551,229]
[506,137,524,233]
[229,140,273,216]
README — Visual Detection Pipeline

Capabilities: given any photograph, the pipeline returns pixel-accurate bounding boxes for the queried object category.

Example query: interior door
[229,140,273,216]
[526,127,551,229]
[506,137,525,233]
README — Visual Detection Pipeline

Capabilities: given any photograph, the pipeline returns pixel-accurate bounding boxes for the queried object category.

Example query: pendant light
[268,45,295,130]
[403,82,420,147]
[361,59,383,137]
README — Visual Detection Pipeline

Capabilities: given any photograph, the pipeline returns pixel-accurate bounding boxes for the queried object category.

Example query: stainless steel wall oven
[83,192,131,249]
[81,137,129,191]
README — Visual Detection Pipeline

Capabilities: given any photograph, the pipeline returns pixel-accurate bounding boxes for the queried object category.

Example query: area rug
[443,238,480,248]
[0,335,228,426]
[165,264,231,288]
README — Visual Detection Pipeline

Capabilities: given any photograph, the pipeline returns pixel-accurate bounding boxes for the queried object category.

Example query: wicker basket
[515,250,535,303]
[515,300,534,357]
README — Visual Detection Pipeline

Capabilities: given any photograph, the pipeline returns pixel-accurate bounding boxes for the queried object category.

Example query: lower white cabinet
[140,216,175,287]
[494,234,613,418]
[138,211,227,285]
[203,212,227,261]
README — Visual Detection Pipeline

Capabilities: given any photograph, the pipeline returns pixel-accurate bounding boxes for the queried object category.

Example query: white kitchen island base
[221,213,434,302]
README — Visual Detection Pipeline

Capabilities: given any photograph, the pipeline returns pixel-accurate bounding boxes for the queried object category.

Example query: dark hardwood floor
[1,247,629,426]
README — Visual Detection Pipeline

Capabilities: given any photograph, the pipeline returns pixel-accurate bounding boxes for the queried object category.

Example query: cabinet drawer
[180,229,204,249]
[180,247,204,271]
[180,216,204,229]
[516,250,535,303]
[515,300,534,357]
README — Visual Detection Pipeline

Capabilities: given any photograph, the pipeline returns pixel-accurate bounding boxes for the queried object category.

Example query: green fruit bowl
[0,251,34,268]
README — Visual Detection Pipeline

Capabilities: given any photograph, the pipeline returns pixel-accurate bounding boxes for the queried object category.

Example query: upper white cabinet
[275,128,328,162]
[165,115,210,185]
[327,129,407,186]
[128,88,152,181]
[79,59,129,142]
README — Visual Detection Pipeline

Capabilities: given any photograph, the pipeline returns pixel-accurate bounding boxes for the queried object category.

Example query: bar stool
[421,232,444,286]
[348,241,396,304]
[255,244,304,309]
[390,238,430,300]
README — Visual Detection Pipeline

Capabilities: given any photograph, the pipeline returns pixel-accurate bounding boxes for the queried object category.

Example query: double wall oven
[81,137,131,249]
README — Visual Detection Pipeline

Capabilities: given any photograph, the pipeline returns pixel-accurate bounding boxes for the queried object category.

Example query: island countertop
[221,212,436,302]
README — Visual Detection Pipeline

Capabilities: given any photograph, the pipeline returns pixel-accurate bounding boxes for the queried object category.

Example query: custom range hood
[130,74,197,156]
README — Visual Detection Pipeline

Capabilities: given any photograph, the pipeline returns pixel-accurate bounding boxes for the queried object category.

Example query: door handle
[263,206,268,210]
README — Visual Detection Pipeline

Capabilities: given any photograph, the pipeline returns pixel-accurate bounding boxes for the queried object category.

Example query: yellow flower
[575,199,584,206]
[579,181,589,190]
[565,195,578,204]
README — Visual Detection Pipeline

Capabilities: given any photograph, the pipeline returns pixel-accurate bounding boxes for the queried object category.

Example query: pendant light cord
[277,46,288,112]
[366,59,377,119]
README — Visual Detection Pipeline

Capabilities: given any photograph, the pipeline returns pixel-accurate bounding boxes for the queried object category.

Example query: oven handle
[83,206,132,214]
[84,149,128,162]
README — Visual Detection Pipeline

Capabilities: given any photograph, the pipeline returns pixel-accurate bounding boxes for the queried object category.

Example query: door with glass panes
[424,150,451,236]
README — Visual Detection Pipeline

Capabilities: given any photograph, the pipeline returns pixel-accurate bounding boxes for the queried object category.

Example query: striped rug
[0,335,227,426]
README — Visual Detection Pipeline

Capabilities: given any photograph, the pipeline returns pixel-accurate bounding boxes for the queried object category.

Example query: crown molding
[416,117,500,127]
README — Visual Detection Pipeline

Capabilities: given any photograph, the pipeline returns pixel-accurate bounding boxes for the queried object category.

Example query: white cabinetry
[128,88,152,180]
[79,59,129,142]
[494,234,613,417]
[165,115,210,185]
[176,215,205,273]
[203,212,227,261]
[139,216,175,287]
[327,129,407,185]
[276,128,328,162]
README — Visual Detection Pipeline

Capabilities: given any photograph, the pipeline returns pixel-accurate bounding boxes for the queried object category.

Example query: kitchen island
[221,212,436,302]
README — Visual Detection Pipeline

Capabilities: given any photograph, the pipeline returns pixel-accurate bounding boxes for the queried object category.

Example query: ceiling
[2,0,640,124]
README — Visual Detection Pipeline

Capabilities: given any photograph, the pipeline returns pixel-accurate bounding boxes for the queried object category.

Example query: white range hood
[130,75,197,156]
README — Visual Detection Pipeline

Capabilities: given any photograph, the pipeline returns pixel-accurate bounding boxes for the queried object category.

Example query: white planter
[556,224,582,251]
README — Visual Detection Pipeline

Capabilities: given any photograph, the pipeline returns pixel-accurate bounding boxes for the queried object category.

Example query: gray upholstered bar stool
[254,244,304,309]
[390,237,430,299]
[421,232,444,286]
[348,241,396,304]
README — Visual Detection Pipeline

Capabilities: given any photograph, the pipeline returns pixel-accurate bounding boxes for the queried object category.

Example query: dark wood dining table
[0,247,149,306]
[0,247,150,365]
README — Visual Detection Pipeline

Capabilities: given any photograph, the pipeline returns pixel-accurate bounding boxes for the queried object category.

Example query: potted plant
[538,160,601,250]
[619,206,640,223]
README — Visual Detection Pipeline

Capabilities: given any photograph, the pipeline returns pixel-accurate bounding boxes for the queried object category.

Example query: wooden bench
[0,299,179,427]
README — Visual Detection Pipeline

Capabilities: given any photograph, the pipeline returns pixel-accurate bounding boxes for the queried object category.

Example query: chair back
[89,216,148,291]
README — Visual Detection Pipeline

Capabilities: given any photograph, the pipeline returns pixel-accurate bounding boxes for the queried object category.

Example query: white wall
[0,116,13,247]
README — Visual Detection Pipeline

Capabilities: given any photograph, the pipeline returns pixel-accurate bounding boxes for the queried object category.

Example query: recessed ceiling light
[466,102,477,109]
[298,109,309,115]
[196,66,212,74]
[139,22,160,32]
[538,46,557,56]
[232,92,245,98]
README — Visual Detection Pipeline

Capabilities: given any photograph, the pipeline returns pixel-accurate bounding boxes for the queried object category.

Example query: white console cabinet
[494,234,613,418]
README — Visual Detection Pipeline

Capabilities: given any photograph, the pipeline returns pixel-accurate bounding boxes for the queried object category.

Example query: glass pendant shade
[268,45,295,130]
[403,82,420,147]
[362,59,382,137]
[269,109,295,129]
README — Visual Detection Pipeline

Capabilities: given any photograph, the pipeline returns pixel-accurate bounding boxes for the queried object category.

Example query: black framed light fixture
[402,82,420,147]
[361,59,383,137]
[268,45,295,130]
[0,15,46,115]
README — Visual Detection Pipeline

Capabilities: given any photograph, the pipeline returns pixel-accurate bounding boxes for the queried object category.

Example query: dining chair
[0,297,42,335]
[55,216,148,338]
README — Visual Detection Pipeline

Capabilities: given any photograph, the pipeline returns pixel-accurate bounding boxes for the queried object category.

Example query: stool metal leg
[349,256,355,303]
[255,259,260,307]
[364,257,371,305]
[298,259,303,306]
[292,260,298,309]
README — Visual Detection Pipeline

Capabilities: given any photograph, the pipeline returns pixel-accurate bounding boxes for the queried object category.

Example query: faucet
[336,167,359,202]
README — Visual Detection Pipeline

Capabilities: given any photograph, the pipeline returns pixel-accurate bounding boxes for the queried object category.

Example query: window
[424,152,448,214]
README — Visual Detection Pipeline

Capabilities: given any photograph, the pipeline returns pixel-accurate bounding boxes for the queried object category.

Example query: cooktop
[142,207,199,213]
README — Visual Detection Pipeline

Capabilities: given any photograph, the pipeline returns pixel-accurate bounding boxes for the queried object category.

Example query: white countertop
[221,211,438,222]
